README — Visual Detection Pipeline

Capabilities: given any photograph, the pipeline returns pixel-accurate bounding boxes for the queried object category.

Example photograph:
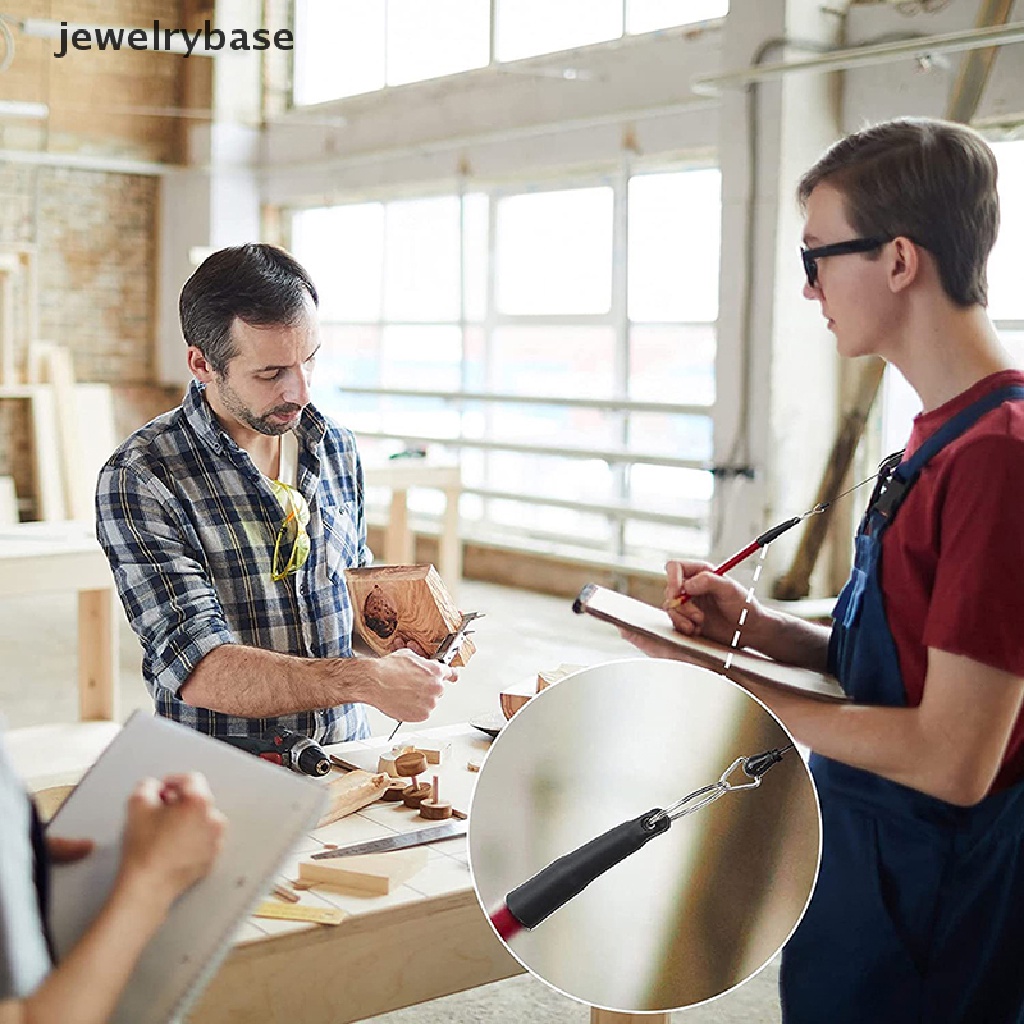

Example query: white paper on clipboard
[573,583,847,703]
[46,712,327,1024]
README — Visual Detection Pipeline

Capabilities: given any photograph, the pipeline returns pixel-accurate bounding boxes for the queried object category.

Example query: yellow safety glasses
[268,480,311,582]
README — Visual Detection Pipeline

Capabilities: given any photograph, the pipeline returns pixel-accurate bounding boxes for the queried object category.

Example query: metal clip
[648,756,764,826]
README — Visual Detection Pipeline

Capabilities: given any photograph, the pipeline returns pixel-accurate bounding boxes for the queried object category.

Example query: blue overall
[781,385,1024,1024]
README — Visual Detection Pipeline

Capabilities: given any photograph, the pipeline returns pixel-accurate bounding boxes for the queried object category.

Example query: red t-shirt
[880,369,1024,793]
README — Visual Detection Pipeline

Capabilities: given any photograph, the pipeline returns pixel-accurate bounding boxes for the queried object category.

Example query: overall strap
[873,385,1024,524]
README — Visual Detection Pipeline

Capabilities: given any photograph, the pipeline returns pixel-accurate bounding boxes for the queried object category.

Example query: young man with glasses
[625,118,1024,1022]
[96,244,454,745]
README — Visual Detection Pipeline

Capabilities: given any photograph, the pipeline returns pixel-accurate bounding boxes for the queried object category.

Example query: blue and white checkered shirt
[96,380,370,743]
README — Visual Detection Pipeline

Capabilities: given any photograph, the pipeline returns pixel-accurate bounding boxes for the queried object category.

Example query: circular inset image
[468,658,820,1014]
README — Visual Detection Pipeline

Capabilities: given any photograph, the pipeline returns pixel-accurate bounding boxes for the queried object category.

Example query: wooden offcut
[316,770,391,828]
[297,848,429,897]
[345,564,475,666]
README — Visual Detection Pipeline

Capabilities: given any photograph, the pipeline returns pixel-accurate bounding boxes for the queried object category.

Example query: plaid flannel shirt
[95,380,370,743]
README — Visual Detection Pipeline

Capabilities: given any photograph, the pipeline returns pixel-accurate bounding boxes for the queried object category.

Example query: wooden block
[316,770,390,828]
[271,883,300,904]
[467,760,481,773]
[252,901,345,925]
[32,784,75,822]
[344,564,476,666]
[499,680,539,721]
[402,782,431,809]
[537,663,584,690]
[415,741,451,765]
[297,847,429,896]
[395,751,427,778]
[419,801,452,820]
[377,745,415,776]
[381,779,409,801]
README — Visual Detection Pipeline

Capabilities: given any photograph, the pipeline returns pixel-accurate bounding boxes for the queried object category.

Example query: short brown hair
[179,244,318,373]
[797,118,999,308]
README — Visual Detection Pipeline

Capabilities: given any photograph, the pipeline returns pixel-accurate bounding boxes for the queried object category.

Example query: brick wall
[0,2,191,512]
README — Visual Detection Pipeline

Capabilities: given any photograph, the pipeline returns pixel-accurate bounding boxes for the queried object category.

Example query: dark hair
[179,244,319,372]
[797,118,999,308]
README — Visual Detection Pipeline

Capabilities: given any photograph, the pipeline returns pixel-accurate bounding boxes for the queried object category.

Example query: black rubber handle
[754,516,802,548]
[504,809,670,930]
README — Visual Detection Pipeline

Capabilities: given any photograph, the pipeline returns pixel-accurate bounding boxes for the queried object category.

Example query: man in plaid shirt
[96,244,453,743]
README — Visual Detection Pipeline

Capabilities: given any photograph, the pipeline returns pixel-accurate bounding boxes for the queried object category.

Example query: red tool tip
[489,903,523,941]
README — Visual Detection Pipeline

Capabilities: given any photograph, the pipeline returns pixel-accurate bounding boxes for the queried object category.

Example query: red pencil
[664,516,802,611]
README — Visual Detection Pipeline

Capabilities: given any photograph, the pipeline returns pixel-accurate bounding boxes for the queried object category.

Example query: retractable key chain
[489,744,794,941]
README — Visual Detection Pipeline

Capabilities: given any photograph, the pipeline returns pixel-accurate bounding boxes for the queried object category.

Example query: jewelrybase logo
[53,20,292,58]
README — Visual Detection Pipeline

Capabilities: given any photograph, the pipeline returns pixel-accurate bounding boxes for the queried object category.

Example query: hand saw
[310,819,467,860]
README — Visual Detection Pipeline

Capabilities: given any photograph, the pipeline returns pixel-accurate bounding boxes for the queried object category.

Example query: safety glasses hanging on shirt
[269,480,311,581]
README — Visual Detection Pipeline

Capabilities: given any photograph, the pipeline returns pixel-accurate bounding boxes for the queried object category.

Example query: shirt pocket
[319,501,360,584]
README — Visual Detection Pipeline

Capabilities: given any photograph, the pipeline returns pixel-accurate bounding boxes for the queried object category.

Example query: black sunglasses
[800,237,891,288]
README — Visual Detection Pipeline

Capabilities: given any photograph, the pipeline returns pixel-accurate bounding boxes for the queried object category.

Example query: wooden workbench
[187,724,520,1024]
[0,521,118,722]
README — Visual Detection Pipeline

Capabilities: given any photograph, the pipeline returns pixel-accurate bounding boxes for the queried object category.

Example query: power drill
[222,726,331,777]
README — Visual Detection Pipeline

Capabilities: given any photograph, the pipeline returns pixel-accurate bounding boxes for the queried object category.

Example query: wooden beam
[946,0,1016,125]
[772,358,885,600]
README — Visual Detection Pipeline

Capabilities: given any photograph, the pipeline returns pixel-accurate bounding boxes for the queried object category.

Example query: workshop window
[293,0,729,105]
[293,166,720,566]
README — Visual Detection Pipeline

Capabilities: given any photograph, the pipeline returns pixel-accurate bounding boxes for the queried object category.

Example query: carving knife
[310,819,467,860]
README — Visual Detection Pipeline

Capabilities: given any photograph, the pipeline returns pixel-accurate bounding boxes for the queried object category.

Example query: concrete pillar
[712,0,841,596]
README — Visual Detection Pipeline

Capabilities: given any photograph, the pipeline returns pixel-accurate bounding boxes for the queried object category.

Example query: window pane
[387,0,490,86]
[988,141,1024,321]
[293,0,385,103]
[629,412,712,461]
[1002,330,1024,367]
[380,325,463,389]
[492,326,616,397]
[490,405,620,450]
[625,519,709,561]
[463,193,489,322]
[496,188,613,314]
[316,324,381,390]
[495,0,622,61]
[628,169,721,322]
[630,325,716,405]
[629,465,712,520]
[292,204,384,322]
[626,0,728,34]
[383,197,462,321]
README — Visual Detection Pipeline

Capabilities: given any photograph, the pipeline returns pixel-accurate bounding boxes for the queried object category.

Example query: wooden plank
[297,848,428,896]
[252,902,345,926]
[74,384,118,521]
[0,476,18,525]
[317,770,390,827]
[78,587,119,722]
[28,386,65,521]
[771,358,885,599]
[0,270,15,386]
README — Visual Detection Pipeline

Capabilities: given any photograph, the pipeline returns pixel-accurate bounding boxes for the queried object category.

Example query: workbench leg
[440,486,462,599]
[590,1010,669,1023]
[384,488,415,565]
[78,587,118,721]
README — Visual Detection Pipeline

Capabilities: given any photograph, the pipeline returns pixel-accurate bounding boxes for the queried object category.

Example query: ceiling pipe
[692,20,1024,94]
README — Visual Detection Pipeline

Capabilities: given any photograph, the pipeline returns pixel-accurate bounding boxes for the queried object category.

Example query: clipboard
[46,713,327,1024]
[573,583,847,703]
